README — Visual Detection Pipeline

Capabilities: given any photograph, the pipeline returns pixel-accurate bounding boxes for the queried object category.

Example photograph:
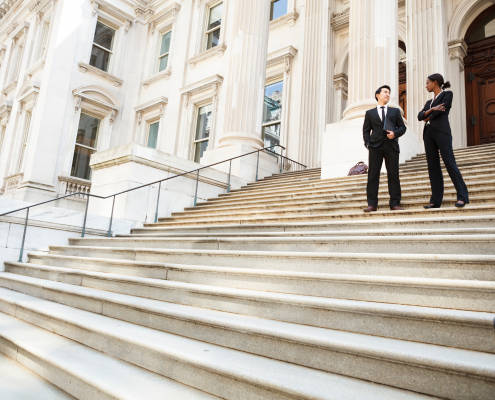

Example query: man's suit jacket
[363,106,406,152]
[417,90,453,134]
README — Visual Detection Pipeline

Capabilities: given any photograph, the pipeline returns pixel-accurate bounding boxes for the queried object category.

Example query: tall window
[6,36,24,85]
[194,104,212,162]
[16,111,32,172]
[34,20,50,61]
[262,81,283,149]
[90,21,115,72]
[158,31,171,72]
[270,0,288,21]
[205,2,222,50]
[71,113,99,180]
[147,121,159,148]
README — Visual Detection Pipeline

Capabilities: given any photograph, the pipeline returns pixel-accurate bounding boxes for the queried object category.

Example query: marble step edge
[187,188,495,213]
[149,204,495,226]
[173,194,495,218]
[26,251,495,281]
[134,214,495,233]
[0,285,441,400]
[0,313,217,400]
[1,272,495,361]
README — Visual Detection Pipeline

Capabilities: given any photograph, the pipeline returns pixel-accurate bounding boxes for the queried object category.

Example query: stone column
[448,40,468,148]
[297,0,330,167]
[214,0,271,150]
[344,0,398,120]
[406,0,449,142]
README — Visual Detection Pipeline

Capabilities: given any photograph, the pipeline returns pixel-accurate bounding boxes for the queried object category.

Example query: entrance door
[465,6,495,145]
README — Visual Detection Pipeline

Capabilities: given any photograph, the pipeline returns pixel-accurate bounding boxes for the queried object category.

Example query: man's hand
[386,130,395,139]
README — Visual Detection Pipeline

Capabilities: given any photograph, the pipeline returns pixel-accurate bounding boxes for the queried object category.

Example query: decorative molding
[269,10,299,29]
[181,74,223,98]
[90,0,134,28]
[135,96,168,123]
[267,46,297,74]
[333,73,348,96]
[0,101,12,119]
[72,85,119,120]
[78,62,123,87]
[188,43,226,66]
[331,8,349,31]
[17,82,40,108]
[58,175,91,199]
[142,67,171,86]
[448,39,468,69]
[148,1,180,33]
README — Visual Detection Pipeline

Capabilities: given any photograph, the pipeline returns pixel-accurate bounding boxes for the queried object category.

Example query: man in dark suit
[362,85,407,212]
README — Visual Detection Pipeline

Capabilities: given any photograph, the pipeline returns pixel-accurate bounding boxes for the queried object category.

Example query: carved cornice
[331,8,349,31]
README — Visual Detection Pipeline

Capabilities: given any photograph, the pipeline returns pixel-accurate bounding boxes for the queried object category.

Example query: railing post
[18,208,29,262]
[193,169,199,206]
[154,181,162,223]
[226,160,232,193]
[107,195,116,237]
[279,148,283,174]
[255,151,260,181]
[81,194,90,237]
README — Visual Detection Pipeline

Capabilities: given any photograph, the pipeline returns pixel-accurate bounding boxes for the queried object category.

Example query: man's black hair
[375,85,391,101]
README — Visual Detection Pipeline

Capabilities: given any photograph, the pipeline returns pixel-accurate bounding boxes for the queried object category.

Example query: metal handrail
[0,144,307,262]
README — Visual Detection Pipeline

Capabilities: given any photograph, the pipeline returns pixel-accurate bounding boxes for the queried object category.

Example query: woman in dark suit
[417,73,469,208]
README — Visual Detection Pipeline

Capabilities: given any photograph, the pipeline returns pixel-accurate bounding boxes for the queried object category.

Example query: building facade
[0,0,493,210]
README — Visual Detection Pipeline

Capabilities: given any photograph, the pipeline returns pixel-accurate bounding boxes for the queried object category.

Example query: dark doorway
[465,5,495,145]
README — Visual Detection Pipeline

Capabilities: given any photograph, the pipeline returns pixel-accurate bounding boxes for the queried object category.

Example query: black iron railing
[0,144,307,262]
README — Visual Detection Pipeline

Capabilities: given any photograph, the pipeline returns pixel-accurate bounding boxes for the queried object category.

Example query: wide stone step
[24,245,495,282]
[66,234,495,255]
[150,203,495,227]
[5,262,494,354]
[243,162,495,192]
[177,188,495,217]
[25,250,495,311]
[408,143,495,161]
[0,310,216,400]
[0,352,71,400]
[132,215,495,235]
[217,171,494,201]
[0,285,441,400]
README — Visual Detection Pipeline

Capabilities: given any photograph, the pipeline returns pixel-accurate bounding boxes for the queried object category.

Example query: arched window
[465,5,495,44]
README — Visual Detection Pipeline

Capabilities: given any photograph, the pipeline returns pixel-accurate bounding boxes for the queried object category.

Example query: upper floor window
[205,2,222,50]
[147,121,159,148]
[262,81,283,149]
[71,113,100,180]
[90,21,115,72]
[270,0,288,21]
[159,31,171,72]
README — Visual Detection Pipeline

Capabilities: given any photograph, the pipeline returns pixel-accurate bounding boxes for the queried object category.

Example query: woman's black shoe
[455,200,466,208]
[424,204,441,209]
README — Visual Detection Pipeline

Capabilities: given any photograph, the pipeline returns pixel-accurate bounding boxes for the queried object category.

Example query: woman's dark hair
[428,73,451,89]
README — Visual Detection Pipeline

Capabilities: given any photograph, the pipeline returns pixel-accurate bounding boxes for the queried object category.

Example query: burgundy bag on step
[348,161,368,176]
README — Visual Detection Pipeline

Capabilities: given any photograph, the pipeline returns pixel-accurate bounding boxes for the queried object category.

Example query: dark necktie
[381,106,386,129]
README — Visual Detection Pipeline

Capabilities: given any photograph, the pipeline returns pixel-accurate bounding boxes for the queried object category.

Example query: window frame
[158,30,172,72]
[262,80,284,150]
[70,111,101,181]
[90,20,116,72]
[270,0,288,21]
[146,120,160,149]
[193,103,213,163]
[204,1,223,51]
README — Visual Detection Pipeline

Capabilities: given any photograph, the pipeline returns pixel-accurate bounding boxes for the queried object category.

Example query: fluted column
[216,0,271,149]
[297,0,329,167]
[406,0,448,140]
[344,0,398,120]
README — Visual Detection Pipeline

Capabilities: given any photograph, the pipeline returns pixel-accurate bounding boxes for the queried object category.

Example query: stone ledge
[78,62,123,87]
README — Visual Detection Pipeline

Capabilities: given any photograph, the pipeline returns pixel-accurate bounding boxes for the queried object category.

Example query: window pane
[90,45,110,71]
[159,54,168,71]
[263,124,281,149]
[76,113,99,148]
[466,9,495,43]
[208,3,223,30]
[270,0,288,20]
[194,140,209,163]
[207,28,220,49]
[93,21,114,50]
[147,122,159,148]
[160,31,171,55]
[195,105,212,140]
[263,81,283,123]
[71,145,93,180]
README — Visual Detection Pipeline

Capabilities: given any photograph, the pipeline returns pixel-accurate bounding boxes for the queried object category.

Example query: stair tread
[0,287,439,400]
[0,311,218,400]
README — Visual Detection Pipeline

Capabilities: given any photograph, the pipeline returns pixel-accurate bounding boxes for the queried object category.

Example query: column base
[321,118,423,179]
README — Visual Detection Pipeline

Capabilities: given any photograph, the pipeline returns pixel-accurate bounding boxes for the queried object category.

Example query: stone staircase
[1,143,495,399]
